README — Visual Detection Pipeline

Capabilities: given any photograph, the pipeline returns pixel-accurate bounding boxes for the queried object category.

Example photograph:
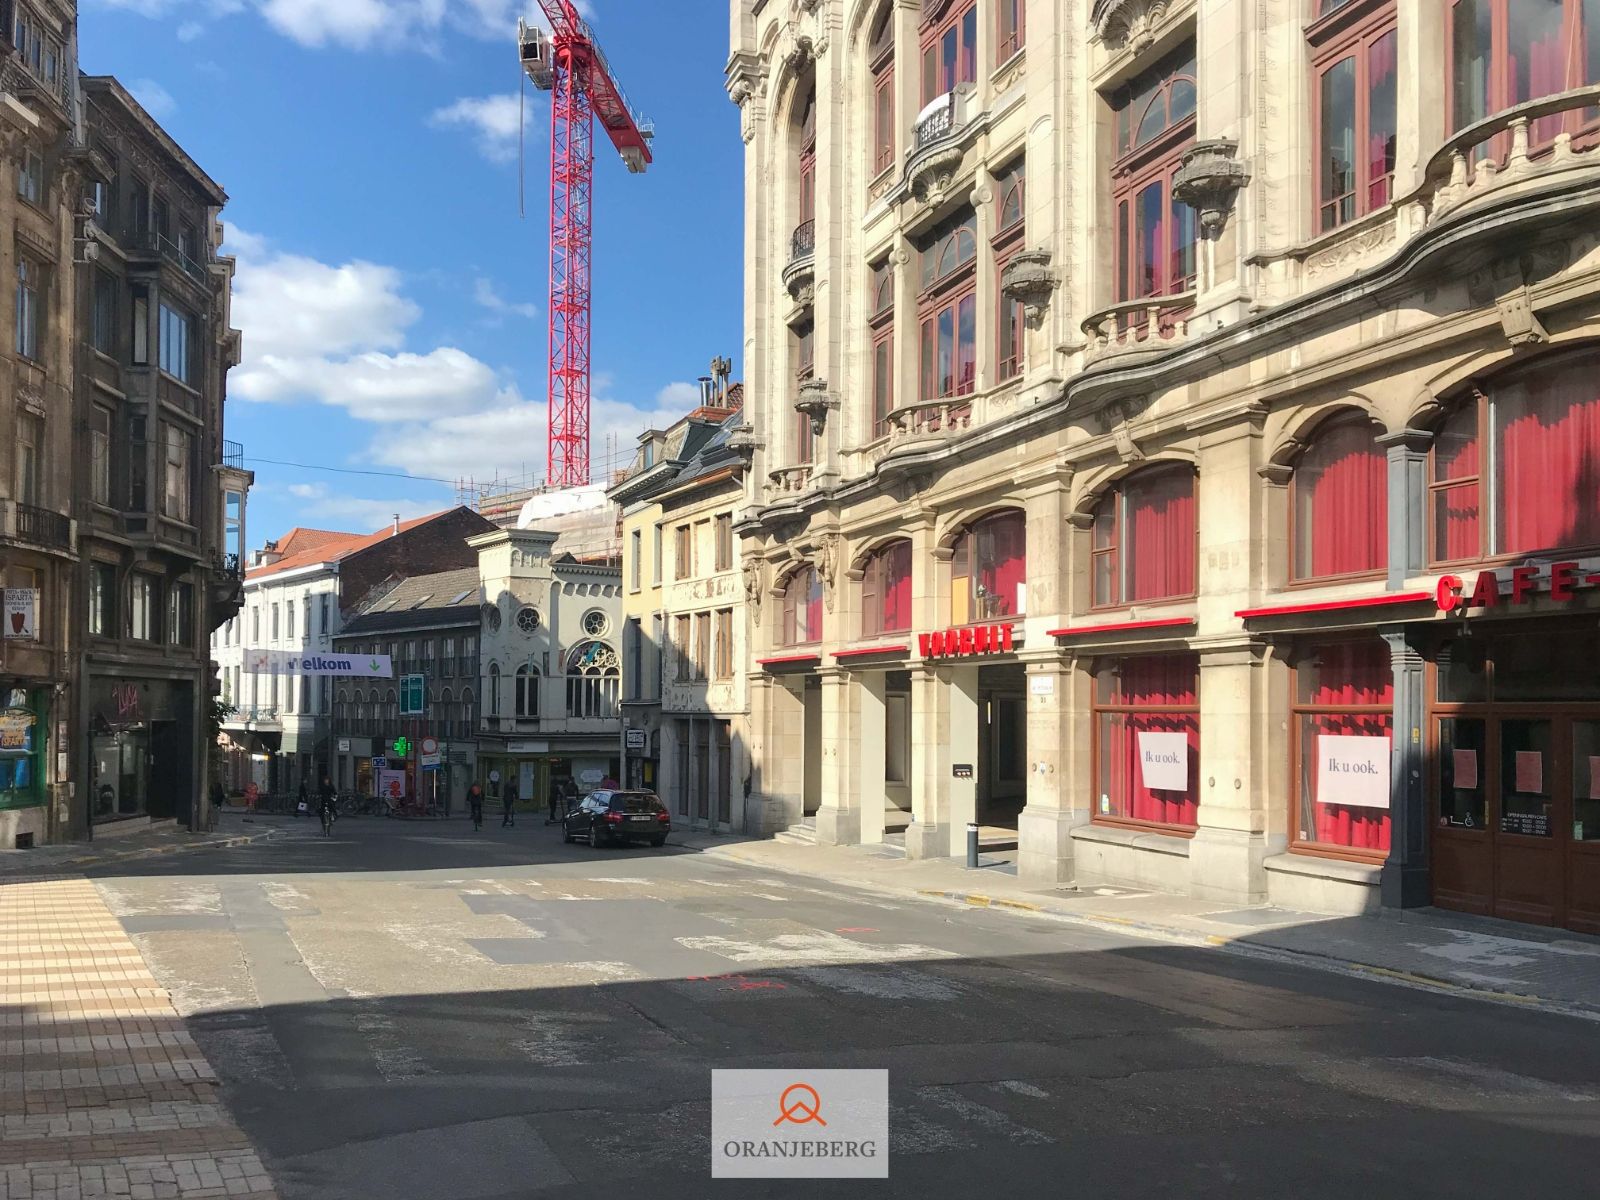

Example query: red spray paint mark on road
[684,971,788,992]
[836,927,878,934]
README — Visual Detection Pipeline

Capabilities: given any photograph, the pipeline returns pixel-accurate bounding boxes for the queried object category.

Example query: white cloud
[655,381,701,412]
[473,277,538,320]
[240,348,512,421]
[429,94,527,164]
[177,20,205,41]
[278,482,444,529]
[127,78,176,119]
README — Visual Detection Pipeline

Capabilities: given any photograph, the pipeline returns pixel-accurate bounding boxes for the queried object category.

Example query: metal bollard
[966,821,979,869]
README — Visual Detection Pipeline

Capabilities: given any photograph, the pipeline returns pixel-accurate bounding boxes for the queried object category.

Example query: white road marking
[675,931,955,967]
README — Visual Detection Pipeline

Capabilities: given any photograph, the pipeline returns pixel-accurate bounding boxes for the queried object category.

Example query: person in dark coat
[467,781,485,832]
[501,774,517,827]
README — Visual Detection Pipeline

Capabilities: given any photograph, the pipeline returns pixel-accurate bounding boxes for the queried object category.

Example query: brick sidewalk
[0,877,277,1200]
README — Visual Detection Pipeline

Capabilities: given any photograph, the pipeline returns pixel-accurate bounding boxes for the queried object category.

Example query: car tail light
[604,811,625,823]
[657,811,670,822]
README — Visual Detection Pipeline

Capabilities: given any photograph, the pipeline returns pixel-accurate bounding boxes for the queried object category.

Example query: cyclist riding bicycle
[317,775,338,836]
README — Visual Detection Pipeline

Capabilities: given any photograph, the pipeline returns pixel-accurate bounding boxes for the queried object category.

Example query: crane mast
[519,4,653,489]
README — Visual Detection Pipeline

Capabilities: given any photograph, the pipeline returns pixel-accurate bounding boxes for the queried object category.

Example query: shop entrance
[1430,627,1600,934]
[976,663,1027,831]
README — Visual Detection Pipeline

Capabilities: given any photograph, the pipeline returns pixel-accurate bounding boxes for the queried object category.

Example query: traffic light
[393,736,410,757]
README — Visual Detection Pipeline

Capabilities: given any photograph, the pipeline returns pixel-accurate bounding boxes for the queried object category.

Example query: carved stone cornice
[727,422,765,462]
[1173,139,1250,237]
[1000,249,1058,326]
[1090,0,1174,53]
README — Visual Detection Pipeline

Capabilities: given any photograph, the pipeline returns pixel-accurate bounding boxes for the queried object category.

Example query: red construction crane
[519,5,653,489]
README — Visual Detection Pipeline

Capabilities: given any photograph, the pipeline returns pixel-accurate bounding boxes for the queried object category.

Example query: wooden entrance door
[1433,714,1580,928]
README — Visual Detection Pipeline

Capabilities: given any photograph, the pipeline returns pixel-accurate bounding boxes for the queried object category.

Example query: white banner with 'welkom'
[244,650,394,678]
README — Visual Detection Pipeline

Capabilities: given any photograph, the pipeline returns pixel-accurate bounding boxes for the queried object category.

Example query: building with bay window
[728,0,1600,933]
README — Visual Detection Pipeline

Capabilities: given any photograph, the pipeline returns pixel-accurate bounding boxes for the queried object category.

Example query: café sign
[918,623,1016,659]
[1435,561,1600,613]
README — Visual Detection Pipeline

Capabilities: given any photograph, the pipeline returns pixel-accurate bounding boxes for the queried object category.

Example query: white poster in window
[1136,731,1189,792]
[1316,735,1392,809]
[3,589,37,640]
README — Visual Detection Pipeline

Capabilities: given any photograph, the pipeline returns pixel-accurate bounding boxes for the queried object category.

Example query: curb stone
[1,826,285,879]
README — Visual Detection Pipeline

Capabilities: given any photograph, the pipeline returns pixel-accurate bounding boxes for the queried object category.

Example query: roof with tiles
[337,567,482,636]
[246,513,444,582]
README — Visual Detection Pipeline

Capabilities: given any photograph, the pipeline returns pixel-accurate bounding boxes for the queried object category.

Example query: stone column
[905,662,978,860]
[814,666,862,846]
[1191,638,1270,904]
[1380,627,1430,907]
[746,675,804,836]
[1018,655,1083,884]
[1378,429,1432,589]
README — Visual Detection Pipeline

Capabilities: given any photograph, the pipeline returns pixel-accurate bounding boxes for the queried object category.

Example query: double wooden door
[1433,713,1600,933]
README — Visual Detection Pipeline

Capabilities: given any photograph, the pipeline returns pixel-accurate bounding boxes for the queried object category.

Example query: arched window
[918,208,978,405]
[951,510,1026,624]
[870,258,895,437]
[566,641,620,720]
[1111,45,1198,316]
[869,4,895,176]
[488,663,501,717]
[462,688,476,738]
[1450,0,1600,143]
[782,566,824,646]
[1430,352,1600,562]
[1292,413,1388,581]
[515,664,539,719]
[920,0,976,103]
[1092,465,1197,607]
[861,540,913,637]
[796,81,817,228]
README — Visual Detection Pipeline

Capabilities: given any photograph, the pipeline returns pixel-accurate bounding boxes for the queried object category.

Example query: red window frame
[1289,411,1389,584]
[1448,0,1600,145]
[1091,464,1198,609]
[869,259,894,438]
[1309,1,1398,231]
[1093,654,1201,833]
[1428,350,1600,566]
[994,159,1026,382]
[798,85,817,224]
[950,508,1026,626]
[870,7,895,176]
[1291,638,1394,860]
[917,208,977,406]
[997,0,1025,63]
[919,0,977,104]
[1110,46,1198,325]
[861,539,913,637]
[782,566,823,646]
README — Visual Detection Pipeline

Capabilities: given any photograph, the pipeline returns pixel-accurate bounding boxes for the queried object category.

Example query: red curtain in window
[1433,409,1481,560]
[976,513,1026,617]
[1367,30,1398,209]
[1297,420,1387,579]
[1497,369,1600,554]
[804,571,823,643]
[1303,641,1392,852]
[1104,656,1199,827]
[882,542,912,633]
[1126,469,1195,601]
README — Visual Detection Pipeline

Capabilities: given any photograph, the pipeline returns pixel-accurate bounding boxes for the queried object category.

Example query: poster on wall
[1316,735,1392,808]
[3,589,37,640]
[377,769,406,802]
[1514,750,1544,795]
[1451,748,1479,790]
[1136,731,1189,792]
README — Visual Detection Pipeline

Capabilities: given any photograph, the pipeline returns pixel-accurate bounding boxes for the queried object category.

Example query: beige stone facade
[726,0,1600,931]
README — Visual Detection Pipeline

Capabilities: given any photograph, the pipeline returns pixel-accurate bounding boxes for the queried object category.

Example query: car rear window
[609,794,662,814]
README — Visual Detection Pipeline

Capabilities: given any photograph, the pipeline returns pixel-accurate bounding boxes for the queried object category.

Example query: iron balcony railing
[223,439,244,469]
[13,502,71,550]
[916,94,957,148]
[789,219,815,265]
[132,230,210,283]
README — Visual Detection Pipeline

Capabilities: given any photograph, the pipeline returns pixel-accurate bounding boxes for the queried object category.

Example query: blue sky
[81,0,743,546]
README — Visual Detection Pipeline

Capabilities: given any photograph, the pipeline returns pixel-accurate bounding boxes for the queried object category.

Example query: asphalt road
[89,817,1600,1199]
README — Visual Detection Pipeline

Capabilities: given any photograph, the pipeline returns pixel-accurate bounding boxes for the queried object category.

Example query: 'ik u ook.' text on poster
[1316,735,1392,808]
[1136,731,1189,792]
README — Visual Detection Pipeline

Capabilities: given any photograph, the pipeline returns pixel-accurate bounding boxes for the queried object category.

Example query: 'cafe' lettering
[918,623,1015,659]
[1435,561,1600,613]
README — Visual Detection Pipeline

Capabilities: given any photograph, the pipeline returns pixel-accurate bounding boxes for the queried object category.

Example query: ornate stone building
[728,0,1600,933]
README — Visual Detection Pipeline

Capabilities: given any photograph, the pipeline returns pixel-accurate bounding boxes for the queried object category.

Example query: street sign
[624,728,647,752]
[400,674,426,716]
[420,736,441,769]
[337,738,351,753]
[371,756,387,771]
[393,736,410,757]
[4,589,38,640]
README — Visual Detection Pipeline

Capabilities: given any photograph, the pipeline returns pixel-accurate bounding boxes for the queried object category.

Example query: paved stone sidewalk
[682,833,1600,1019]
[0,819,281,882]
[0,877,278,1199]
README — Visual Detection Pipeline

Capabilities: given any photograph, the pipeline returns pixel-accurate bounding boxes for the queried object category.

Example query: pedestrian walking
[467,781,485,832]
[501,774,517,827]
[546,777,563,826]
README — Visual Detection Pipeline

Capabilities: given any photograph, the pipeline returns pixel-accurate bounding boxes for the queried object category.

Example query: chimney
[698,376,713,406]
[392,514,400,536]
